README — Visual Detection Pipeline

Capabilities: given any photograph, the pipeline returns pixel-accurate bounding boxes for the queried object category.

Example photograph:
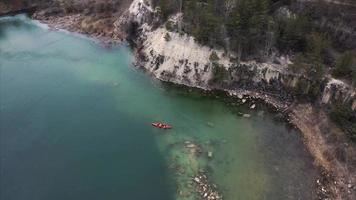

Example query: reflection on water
[0,16,317,200]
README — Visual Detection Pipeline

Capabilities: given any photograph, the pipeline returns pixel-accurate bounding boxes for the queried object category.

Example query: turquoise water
[0,16,317,200]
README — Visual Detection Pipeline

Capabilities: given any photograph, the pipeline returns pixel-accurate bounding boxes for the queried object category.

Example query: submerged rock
[208,151,213,158]
[184,141,202,155]
[192,172,222,200]
[112,81,119,87]
[243,114,251,118]
[257,111,264,117]
[207,122,214,127]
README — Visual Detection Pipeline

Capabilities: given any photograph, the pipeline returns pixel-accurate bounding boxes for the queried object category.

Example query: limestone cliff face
[126,0,355,110]
[139,27,230,88]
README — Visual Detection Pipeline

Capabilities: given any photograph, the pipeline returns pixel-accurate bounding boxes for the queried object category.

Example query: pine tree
[333,51,354,77]
[226,5,242,56]
[306,32,328,79]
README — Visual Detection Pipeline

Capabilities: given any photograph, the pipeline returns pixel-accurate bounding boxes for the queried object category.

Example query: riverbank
[5,2,353,198]
[31,13,123,44]
[29,0,135,45]
[30,14,355,200]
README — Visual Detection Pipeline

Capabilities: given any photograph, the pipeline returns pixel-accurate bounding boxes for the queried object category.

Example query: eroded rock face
[140,27,231,88]
[321,79,356,106]
[135,14,297,92]
[123,0,356,113]
[131,7,355,110]
[127,0,153,24]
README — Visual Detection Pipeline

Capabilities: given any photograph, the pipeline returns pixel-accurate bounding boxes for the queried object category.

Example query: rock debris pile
[192,172,222,200]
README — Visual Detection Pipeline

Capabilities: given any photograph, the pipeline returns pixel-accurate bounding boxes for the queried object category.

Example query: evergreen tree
[305,32,328,79]
[333,51,354,78]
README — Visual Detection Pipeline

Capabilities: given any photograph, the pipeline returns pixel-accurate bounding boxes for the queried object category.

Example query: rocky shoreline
[151,77,356,199]
[193,172,222,200]
[155,76,356,200]
[32,13,124,45]
[167,138,224,200]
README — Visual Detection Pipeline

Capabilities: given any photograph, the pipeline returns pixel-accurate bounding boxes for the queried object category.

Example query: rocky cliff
[128,0,355,111]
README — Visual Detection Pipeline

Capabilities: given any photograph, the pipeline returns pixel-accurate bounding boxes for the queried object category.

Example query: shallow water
[0,16,317,200]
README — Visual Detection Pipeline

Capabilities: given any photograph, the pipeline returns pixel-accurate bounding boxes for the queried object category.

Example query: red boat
[152,122,172,129]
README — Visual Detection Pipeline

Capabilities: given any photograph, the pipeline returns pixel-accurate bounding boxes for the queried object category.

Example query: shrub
[209,51,219,62]
[211,63,229,84]
[333,51,354,78]
[165,20,175,31]
[330,103,356,142]
[164,32,171,41]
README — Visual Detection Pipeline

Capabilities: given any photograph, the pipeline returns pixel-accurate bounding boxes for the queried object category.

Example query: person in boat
[152,122,172,129]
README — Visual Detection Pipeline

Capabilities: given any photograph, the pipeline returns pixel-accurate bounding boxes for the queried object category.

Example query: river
[0,15,317,200]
